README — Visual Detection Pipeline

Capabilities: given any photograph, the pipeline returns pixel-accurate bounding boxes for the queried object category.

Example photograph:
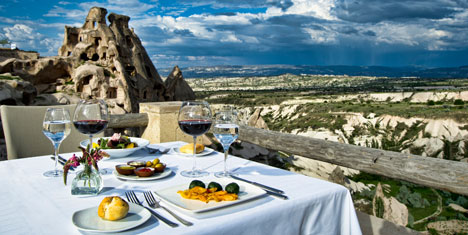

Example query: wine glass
[213,107,239,178]
[178,101,212,177]
[73,99,109,173]
[42,108,72,177]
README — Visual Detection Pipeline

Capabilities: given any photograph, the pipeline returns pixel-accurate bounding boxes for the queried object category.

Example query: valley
[190,73,468,234]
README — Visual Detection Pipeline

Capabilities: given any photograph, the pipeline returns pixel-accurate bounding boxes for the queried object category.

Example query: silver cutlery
[50,156,75,171]
[125,191,179,228]
[230,175,285,194]
[144,191,193,226]
[146,146,169,154]
[265,190,289,200]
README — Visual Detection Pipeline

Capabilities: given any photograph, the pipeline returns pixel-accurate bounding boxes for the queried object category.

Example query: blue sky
[0,0,467,69]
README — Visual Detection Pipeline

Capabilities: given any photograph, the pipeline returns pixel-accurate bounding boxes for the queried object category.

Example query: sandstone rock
[0,78,36,105]
[248,109,269,130]
[426,220,468,234]
[448,203,468,213]
[164,66,195,101]
[0,7,193,113]
[373,183,409,226]
[411,138,444,158]
[328,166,347,185]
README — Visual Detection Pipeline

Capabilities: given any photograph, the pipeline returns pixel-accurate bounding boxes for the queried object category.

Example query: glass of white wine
[42,108,71,177]
[213,107,239,178]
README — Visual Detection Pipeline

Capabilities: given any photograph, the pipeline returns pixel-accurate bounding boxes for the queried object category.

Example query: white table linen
[0,141,362,235]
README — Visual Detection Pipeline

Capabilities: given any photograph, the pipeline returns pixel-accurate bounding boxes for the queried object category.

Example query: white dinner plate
[154,177,266,213]
[172,147,215,157]
[80,137,150,158]
[72,203,151,233]
[113,168,172,181]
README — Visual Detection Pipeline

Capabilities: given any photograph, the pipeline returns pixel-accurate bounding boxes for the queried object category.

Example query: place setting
[40,99,291,234]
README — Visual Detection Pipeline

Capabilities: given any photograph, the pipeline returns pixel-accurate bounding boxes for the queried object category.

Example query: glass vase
[71,165,103,195]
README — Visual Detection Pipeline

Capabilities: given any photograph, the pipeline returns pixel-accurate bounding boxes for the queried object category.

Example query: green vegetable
[225,182,240,194]
[189,180,205,189]
[207,182,223,192]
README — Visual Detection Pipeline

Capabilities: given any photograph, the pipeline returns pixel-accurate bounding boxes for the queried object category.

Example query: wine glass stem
[192,136,197,172]
[223,148,229,175]
[89,135,93,150]
[54,143,60,174]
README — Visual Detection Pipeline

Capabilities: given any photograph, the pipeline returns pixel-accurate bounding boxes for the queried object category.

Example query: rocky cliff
[0,7,194,113]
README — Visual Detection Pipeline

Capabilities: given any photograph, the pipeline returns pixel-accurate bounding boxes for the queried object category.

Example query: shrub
[454,99,464,105]
[427,100,435,106]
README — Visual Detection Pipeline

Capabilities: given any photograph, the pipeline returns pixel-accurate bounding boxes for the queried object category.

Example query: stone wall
[0,48,39,61]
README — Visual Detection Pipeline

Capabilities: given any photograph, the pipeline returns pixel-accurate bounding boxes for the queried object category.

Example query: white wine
[43,120,72,144]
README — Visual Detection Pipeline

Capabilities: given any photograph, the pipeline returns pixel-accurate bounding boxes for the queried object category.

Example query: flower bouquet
[63,146,109,195]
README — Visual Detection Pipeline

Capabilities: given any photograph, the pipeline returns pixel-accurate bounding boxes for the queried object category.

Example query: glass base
[43,170,63,177]
[180,169,209,178]
[214,171,238,178]
[99,168,112,175]
[71,168,103,195]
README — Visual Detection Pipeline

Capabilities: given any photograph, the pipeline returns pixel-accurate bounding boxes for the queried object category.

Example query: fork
[144,191,193,226]
[125,191,179,228]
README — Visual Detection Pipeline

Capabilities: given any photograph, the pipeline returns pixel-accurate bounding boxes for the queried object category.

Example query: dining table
[0,141,362,235]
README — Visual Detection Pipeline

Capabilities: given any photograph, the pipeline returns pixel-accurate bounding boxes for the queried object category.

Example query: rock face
[0,48,39,61]
[164,66,196,101]
[0,77,36,105]
[0,7,195,113]
[248,109,269,129]
[373,183,409,227]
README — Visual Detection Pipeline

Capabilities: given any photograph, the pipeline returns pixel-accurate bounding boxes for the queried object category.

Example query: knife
[265,190,289,200]
[231,175,285,194]
[50,156,75,171]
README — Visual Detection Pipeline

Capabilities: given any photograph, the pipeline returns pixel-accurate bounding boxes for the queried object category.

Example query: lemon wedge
[126,143,134,149]
[92,142,99,149]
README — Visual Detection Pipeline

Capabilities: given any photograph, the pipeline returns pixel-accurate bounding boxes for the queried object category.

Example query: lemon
[92,142,99,149]
[146,161,152,167]
[152,158,160,165]
[126,143,134,149]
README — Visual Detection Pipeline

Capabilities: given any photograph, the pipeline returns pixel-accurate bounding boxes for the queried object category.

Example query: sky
[0,0,467,69]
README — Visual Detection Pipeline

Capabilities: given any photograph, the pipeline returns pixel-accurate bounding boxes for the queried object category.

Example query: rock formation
[373,183,409,227]
[164,66,195,101]
[0,7,195,113]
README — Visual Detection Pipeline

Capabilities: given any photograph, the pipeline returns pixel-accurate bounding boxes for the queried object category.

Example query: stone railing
[111,102,468,197]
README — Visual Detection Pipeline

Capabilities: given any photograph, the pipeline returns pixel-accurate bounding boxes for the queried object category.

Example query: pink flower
[111,133,121,142]
[70,154,80,167]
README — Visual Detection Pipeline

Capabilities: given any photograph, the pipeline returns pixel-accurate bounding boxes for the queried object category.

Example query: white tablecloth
[0,141,361,235]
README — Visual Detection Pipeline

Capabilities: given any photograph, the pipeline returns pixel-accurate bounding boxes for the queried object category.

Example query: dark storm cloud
[177,0,293,11]
[213,12,237,16]
[173,29,194,37]
[362,30,376,37]
[267,14,324,27]
[333,0,461,23]
[339,26,359,35]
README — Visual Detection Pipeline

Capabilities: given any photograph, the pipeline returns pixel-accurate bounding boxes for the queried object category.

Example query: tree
[0,38,11,47]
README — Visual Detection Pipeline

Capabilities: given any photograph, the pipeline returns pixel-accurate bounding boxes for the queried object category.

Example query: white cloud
[2,24,59,56]
[303,27,337,44]
[266,0,336,20]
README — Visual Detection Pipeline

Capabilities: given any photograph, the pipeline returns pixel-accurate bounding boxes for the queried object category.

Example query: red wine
[73,120,108,135]
[179,120,212,136]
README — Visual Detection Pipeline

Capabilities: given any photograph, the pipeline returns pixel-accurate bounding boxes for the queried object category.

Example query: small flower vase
[71,165,103,195]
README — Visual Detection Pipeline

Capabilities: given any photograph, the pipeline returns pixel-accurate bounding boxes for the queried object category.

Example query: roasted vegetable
[225,182,240,195]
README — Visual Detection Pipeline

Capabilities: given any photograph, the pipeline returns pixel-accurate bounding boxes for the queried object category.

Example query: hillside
[194,73,468,233]
[160,64,468,79]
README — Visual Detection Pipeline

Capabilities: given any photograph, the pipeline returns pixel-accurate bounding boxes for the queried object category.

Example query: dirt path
[414,188,443,225]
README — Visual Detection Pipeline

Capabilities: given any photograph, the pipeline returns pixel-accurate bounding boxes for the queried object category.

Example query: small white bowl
[80,137,150,158]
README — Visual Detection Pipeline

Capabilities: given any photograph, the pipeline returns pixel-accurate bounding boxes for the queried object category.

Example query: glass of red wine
[178,101,212,177]
[73,99,109,152]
